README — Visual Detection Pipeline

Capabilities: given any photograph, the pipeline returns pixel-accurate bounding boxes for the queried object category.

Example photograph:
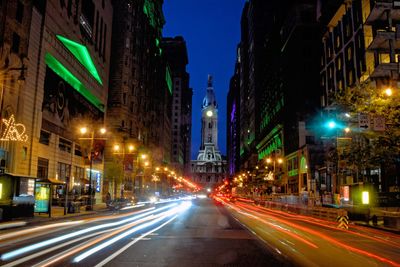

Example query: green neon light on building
[260,96,284,132]
[288,169,298,177]
[143,0,156,28]
[257,134,282,160]
[166,65,172,95]
[56,35,103,85]
[45,53,104,112]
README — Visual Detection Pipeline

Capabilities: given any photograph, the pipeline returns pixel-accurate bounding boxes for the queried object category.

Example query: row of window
[37,157,85,181]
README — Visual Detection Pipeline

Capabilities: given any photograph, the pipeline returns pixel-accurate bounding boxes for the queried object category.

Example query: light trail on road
[215,197,400,267]
[0,201,192,267]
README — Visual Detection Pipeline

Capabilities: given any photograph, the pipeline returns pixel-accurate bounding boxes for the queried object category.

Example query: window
[123,93,127,105]
[11,33,20,53]
[57,162,71,182]
[208,122,212,129]
[37,158,49,179]
[126,37,130,48]
[206,176,211,182]
[39,130,51,145]
[75,144,82,156]
[103,24,107,60]
[95,11,99,50]
[74,166,84,181]
[59,138,72,153]
[16,1,24,23]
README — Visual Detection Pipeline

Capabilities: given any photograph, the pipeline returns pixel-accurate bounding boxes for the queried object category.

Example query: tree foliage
[332,81,400,174]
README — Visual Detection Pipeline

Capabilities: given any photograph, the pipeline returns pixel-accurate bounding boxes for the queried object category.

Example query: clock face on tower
[206,110,213,117]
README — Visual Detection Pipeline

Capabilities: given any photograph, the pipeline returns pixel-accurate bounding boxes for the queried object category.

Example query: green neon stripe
[56,35,103,85]
[166,65,172,95]
[45,53,104,112]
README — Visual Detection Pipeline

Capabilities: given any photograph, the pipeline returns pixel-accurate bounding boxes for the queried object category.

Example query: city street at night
[0,198,399,266]
[0,0,399,266]
[0,198,285,267]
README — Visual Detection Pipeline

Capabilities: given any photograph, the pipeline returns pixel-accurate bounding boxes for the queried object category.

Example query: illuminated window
[347,47,352,61]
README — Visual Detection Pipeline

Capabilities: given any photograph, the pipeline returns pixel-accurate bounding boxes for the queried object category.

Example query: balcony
[365,1,400,25]
[370,62,399,78]
[367,30,400,52]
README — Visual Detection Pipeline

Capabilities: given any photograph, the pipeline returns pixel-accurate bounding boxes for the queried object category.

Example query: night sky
[162,0,245,159]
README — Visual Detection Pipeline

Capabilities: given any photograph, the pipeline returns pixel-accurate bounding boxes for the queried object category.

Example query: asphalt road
[0,199,288,267]
[100,198,288,267]
[3,197,396,267]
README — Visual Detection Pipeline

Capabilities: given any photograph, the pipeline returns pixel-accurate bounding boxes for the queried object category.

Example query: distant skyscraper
[191,76,226,188]
[162,36,192,178]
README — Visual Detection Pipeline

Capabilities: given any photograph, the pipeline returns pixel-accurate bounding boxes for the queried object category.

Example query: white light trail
[74,201,192,263]
[95,215,178,267]
[1,204,176,261]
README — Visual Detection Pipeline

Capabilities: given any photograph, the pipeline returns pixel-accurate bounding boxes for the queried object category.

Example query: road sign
[373,115,386,131]
[336,215,349,229]
[358,113,370,129]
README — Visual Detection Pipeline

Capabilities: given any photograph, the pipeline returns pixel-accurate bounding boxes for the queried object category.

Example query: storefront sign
[96,173,101,193]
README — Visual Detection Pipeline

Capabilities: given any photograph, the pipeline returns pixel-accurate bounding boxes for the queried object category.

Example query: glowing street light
[79,126,106,211]
[384,88,393,97]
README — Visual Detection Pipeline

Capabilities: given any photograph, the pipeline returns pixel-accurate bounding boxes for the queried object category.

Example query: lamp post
[79,126,106,211]
[113,142,135,198]
[264,156,283,194]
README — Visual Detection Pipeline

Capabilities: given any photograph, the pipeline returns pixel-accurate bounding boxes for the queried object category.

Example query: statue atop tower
[202,74,217,109]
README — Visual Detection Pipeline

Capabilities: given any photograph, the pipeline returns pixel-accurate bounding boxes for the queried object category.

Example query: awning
[0,173,38,180]
[37,178,66,185]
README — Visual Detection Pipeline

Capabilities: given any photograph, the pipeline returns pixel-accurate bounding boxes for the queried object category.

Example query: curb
[0,208,110,230]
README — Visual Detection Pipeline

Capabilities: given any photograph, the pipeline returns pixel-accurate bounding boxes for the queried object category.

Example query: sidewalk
[0,203,109,230]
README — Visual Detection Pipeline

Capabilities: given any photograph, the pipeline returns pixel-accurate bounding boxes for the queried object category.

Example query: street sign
[358,113,370,129]
[373,115,386,131]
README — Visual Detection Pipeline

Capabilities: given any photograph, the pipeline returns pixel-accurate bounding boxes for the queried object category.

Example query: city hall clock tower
[191,75,226,188]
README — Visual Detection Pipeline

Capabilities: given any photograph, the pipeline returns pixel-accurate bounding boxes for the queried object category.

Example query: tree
[333,81,400,188]
[104,159,124,198]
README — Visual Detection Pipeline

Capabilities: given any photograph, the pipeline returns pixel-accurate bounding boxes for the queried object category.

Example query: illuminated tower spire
[200,75,218,150]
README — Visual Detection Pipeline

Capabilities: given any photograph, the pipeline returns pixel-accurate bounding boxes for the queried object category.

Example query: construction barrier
[336,213,349,229]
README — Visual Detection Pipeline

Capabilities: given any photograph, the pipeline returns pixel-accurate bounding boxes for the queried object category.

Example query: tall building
[162,36,192,178]
[319,0,400,196]
[191,76,226,189]
[227,47,241,179]
[230,0,321,196]
[0,0,113,216]
[106,0,168,198]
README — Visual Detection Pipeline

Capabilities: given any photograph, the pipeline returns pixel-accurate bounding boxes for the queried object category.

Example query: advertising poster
[34,183,50,213]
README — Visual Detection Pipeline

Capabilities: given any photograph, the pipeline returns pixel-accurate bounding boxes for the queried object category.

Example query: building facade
[227,48,241,179]
[191,76,226,189]
[162,36,192,178]
[229,0,321,196]
[105,0,169,199]
[0,0,113,212]
[319,0,400,199]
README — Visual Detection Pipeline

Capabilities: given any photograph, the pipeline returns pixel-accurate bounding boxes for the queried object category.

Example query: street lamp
[79,126,106,211]
[112,142,137,198]
[265,157,283,181]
